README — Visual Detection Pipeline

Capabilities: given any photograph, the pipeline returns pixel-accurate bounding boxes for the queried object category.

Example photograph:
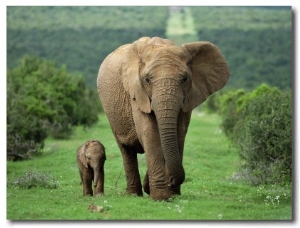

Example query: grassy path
[166,6,198,45]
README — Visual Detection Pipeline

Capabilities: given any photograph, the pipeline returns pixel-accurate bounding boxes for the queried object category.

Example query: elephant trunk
[93,167,100,187]
[152,79,185,187]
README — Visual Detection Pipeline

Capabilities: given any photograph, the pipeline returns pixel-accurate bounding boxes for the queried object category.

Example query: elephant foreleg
[79,170,83,185]
[94,167,105,196]
[140,129,173,201]
[82,178,93,196]
[118,142,143,196]
[82,168,93,196]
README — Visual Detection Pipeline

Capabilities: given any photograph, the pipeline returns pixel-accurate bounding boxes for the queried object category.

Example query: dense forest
[7,6,292,90]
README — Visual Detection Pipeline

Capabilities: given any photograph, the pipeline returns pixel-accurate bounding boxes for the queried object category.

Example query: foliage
[7,6,292,91]
[200,90,227,114]
[218,89,247,137]
[190,6,292,90]
[7,56,99,158]
[7,169,59,189]
[7,6,169,88]
[233,90,292,185]
[235,83,282,112]
[7,113,292,220]
[190,6,291,31]
[218,84,292,185]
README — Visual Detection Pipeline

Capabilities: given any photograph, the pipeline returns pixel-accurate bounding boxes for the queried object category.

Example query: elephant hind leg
[118,142,143,196]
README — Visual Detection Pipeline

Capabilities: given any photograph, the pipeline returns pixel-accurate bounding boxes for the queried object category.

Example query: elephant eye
[144,77,151,84]
[181,75,188,84]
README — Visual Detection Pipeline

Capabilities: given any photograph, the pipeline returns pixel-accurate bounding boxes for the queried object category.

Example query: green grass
[6,112,292,220]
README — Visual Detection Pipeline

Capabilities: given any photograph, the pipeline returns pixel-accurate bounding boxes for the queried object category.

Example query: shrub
[201,91,223,114]
[7,169,59,189]
[235,83,282,112]
[218,89,247,137]
[219,84,292,185]
[7,56,99,158]
[233,90,292,185]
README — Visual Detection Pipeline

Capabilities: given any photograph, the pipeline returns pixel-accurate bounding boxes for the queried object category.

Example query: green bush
[8,169,58,189]
[236,83,282,112]
[7,56,99,158]
[218,84,292,185]
[234,90,292,185]
[200,91,223,113]
[218,89,247,137]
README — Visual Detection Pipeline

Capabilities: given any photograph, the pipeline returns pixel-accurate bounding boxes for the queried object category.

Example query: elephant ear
[122,37,152,113]
[182,41,230,112]
[78,143,88,168]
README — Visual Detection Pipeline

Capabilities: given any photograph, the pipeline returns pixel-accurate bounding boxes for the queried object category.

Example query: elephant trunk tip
[94,183,97,187]
[168,171,185,188]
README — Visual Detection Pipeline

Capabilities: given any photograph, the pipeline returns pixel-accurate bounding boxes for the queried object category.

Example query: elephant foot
[150,188,172,201]
[83,189,93,196]
[94,192,104,197]
[148,184,181,201]
[169,185,181,195]
[126,187,143,196]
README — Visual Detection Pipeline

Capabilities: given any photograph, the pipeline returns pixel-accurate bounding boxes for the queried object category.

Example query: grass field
[6,112,292,221]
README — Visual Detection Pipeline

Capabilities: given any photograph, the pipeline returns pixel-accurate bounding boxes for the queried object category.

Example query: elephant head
[121,37,230,188]
[78,140,106,187]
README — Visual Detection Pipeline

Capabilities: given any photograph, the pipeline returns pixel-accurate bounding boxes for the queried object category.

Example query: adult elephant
[97,36,230,201]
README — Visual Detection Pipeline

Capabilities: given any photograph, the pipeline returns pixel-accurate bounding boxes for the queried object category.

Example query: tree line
[190,6,292,90]
[7,6,292,90]
[7,6,169,88]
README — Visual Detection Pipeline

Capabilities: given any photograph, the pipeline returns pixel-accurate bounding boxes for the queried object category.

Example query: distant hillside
[190,6,292,90]
[7,6,169,88]
[7,6,292,90]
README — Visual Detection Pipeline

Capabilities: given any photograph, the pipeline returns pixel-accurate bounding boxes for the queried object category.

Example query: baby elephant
[77,140,106,196]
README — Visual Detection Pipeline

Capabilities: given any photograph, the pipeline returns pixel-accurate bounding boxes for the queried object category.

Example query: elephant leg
[131,110,172,200]
[94,167,104,196]
[118,142,143,196]
[82,178,93,196]
[144,144,172,200]
[143,171,150,195]
[82,168,93,196]
[79,170,83,185]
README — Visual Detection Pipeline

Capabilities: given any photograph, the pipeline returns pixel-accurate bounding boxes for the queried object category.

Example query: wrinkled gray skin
[77,140,106,196]
[97,36,230,201]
